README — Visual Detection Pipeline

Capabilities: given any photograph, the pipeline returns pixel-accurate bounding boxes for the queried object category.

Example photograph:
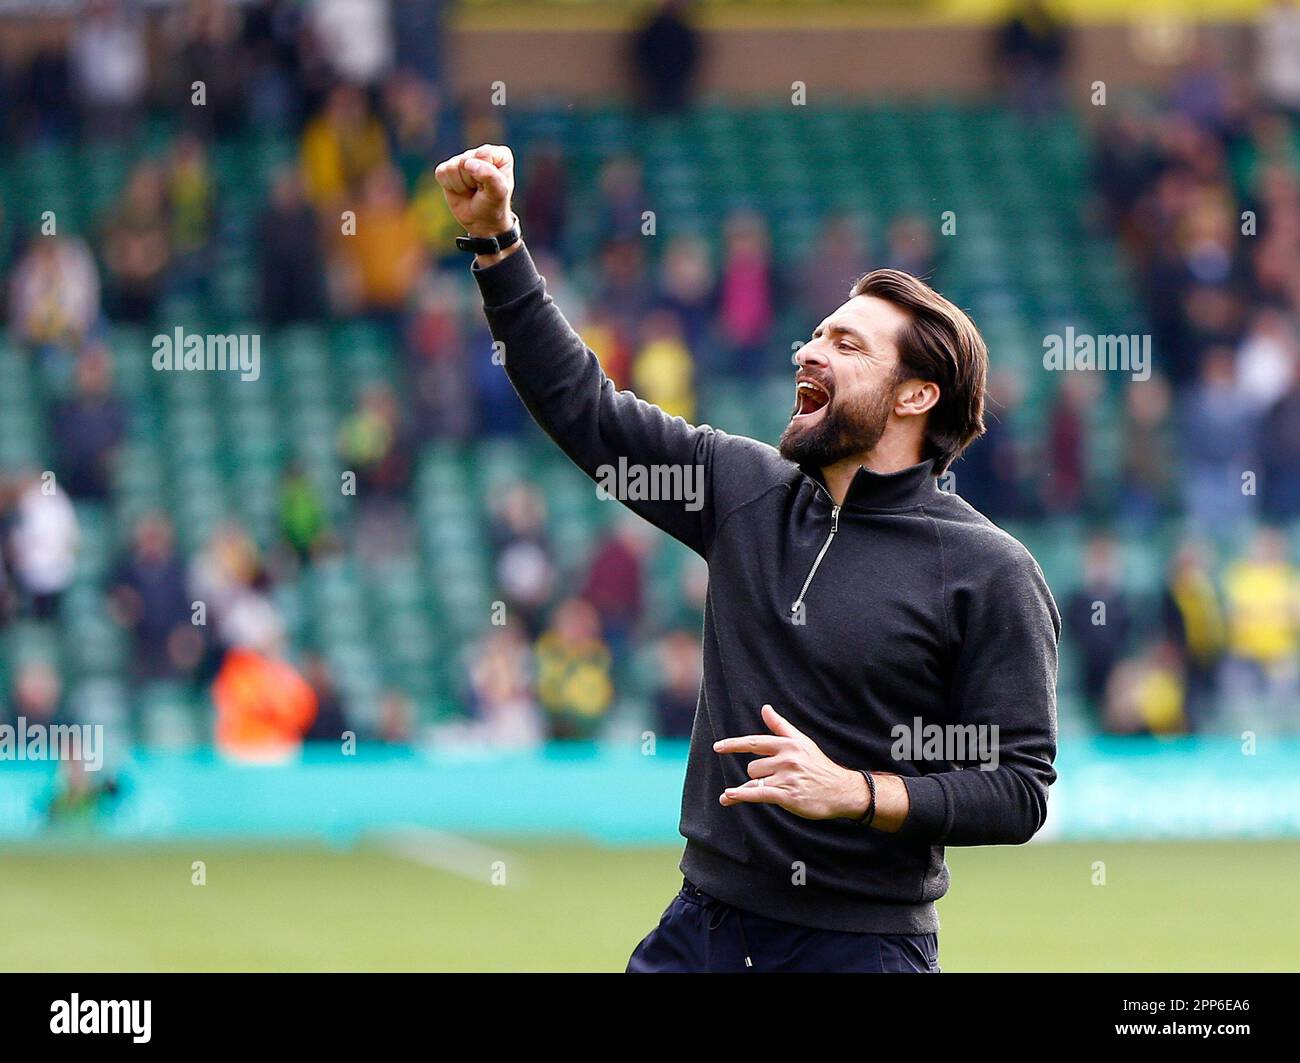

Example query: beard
[778,378,896,468]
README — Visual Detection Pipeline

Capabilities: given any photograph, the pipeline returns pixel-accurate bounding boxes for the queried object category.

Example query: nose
[794,341,829,370]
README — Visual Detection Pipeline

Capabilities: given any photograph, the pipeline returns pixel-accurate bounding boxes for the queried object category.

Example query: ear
[894,379,940,419]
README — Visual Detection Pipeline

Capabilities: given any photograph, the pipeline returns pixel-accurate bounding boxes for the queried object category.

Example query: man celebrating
[436,144,1059,973]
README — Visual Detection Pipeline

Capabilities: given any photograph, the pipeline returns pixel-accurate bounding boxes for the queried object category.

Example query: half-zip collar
[791,501,839,615]
[791,459,938,615]
[802,458,939,512]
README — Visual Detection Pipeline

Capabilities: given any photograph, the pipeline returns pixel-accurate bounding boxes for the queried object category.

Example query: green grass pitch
[3,839,1296,971]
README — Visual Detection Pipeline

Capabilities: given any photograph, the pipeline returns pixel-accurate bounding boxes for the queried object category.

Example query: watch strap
[456,216,521,255]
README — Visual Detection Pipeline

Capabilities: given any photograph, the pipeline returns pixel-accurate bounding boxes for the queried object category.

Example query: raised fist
[434,144,515,238]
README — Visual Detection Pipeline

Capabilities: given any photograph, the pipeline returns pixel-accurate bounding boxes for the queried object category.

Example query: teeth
[795,380,828,417]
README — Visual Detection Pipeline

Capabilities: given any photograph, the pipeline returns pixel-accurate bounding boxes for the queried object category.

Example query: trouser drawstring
[706,901,753,969]
[736,911,753,969]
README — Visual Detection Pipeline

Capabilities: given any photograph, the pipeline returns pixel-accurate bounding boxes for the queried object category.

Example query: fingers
[462,156,510,203]
[713,734,786,756]
[713,704,805,755]
[745,755,782,780]
[720,779,784,807]
[435,145,513,198]
[474,143,514,171]
[435,153,474,195]
[761,703,805,739]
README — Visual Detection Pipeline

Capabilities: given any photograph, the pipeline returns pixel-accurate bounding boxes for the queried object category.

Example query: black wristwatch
[456,215,521,255]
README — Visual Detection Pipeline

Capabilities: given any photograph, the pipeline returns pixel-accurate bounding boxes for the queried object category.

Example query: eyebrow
[814,323,873,350]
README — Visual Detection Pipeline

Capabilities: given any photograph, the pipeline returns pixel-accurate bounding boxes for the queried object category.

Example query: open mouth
[793,378,831,419]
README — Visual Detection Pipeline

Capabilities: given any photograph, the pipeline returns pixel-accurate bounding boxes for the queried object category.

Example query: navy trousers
[627,879,940,973]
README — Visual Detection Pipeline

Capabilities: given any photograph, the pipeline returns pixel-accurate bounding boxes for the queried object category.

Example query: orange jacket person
[213,648,318,762]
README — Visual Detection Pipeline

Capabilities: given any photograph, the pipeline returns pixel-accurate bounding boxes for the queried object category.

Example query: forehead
[822,294,911,352]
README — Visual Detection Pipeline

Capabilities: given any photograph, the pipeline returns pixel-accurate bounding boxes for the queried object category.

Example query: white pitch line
[373,826,526,886]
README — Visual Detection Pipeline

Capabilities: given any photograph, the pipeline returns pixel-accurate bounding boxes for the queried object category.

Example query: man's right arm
[437,143,732,556]
[473,241,719,556]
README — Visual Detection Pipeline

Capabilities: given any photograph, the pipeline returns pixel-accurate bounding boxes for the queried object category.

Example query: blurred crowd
[1070,10,1300,736]
[0,0,1297,759]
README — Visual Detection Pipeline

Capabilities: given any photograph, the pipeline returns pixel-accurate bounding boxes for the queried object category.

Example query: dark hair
[849,268,987,474]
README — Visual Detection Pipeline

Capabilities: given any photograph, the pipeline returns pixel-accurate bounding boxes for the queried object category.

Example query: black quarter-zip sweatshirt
[473,247,1060,934]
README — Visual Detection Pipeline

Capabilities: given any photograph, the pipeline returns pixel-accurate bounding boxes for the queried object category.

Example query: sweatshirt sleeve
[896,543,1060,847]
[473,246,727,556]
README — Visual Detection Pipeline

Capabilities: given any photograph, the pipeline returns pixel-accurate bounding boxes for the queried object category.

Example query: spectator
[108,513,202,681]
[535,597,614,741]
[259,166,328,324]
[9,472,80,621]
[384,73,464,256]
[1042,374,1094,515]
[47,756,122,825]
[337,383,414,560]
[189,520,275,654]
[464,621,542,748]
[1160,540,1225,732]
[334,165,424,318]
[653,628,702,740]
[240,0,307,132]
[1064,535,1135,722]
[213,644,318,761]
[52,344,126,502]
[301,82,390,213]
[405,273,474,441]
[1102,642,1186,736]
[994,0,1069,117]
[279,464,330,561]
[517,142,568,258]
[302,654,351,743]
[1169,42,1241,140]
[716,211,777,375]
[577,303,634,390]
[1118,374,1175,528]
[310,0,394,86]
[1260,373,1300,520]
[953,369,1025,519]
[165,133,218,296]
[1257,0,1300,118]
[18,47,75,142]
[1236,305,1297,413]
[1220,526,1300,729]
[6,659,64,731]
[488,483,557,638]
[1093,110,1160,237]
[1180,348,1258,533]
[596,156,646,240]
[166,0,250,138]
[101,162,171,323]
[337,383,412,502]
[655,235,715,357]
[69,0,147,139]
[382,71,448,189]
[8,234,101,358]
[629,0,701,112]
[594,236,651,351]
[581,516,650,666]
[470,319,530,436]
[376,689,416,744]
[632,309,695,422]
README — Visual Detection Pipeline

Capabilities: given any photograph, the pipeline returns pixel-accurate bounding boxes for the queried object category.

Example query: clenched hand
[434,143,516,240]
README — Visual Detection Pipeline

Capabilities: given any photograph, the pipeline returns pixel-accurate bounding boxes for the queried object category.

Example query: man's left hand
[713,704,869,820]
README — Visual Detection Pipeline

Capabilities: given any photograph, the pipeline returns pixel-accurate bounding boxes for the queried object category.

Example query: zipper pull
[831,505,840,533]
